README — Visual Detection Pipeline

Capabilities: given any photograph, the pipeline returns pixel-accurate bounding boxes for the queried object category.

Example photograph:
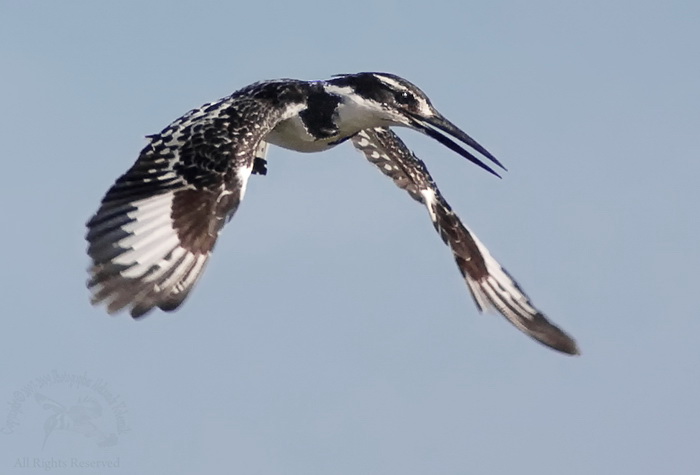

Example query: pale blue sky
[2,1,699,474]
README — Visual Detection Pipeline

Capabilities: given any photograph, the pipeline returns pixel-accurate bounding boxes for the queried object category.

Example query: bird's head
[326,72,506,177]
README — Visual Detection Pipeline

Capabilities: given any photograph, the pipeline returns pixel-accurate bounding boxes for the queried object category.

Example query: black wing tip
[119,300,183,319]
[129,292,190,318]
[88,273,189,320]
[545,336,581,356]
[130,307,153,319]
[528,316,580,356]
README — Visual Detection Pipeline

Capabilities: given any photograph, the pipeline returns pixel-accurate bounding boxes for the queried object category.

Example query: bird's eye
[394,91,415,106]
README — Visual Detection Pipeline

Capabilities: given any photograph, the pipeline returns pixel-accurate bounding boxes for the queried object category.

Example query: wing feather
[86,82,306,317]
[351,128,579,355]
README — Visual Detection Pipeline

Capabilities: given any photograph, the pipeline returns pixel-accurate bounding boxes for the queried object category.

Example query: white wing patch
[468,232,538,315]
[87,190,212,317]
[422,187,536,319]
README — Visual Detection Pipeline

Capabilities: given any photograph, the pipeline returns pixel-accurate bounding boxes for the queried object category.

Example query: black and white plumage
[352,128,579,355]
[86,72,579,355]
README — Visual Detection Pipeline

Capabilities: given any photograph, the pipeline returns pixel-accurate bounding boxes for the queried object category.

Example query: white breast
[266,116,336,153]
[265,91,391,153]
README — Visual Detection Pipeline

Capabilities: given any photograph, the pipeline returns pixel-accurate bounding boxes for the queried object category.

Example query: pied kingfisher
[86,72,579,355]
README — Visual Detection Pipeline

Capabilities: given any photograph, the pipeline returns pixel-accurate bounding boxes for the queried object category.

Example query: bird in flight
[86,72,579,355]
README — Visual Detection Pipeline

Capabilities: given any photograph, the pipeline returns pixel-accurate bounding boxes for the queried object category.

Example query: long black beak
[410,112,506,178]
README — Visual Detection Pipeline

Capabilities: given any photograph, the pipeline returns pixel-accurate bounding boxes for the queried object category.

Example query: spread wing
[86,86,302,318]
[351,128,579,355]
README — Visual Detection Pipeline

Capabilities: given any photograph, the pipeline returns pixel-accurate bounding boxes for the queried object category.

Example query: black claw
[252,157,268,175]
